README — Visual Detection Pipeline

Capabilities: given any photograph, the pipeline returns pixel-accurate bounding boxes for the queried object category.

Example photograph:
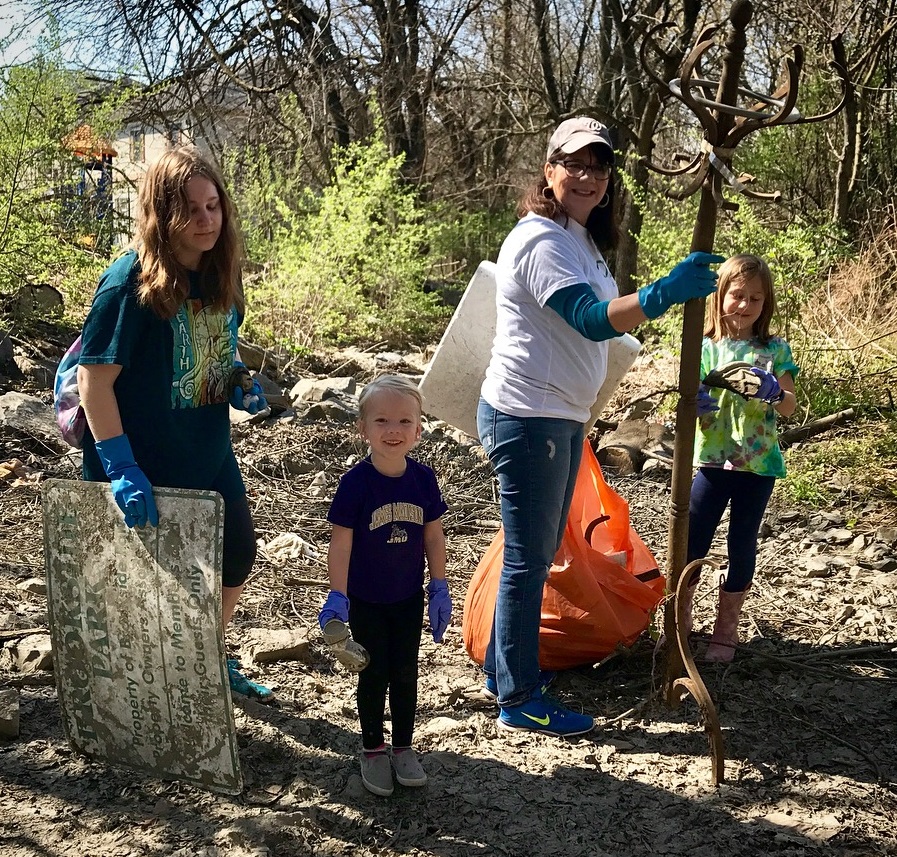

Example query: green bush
[233,123,453,350]
[631,185,851,349]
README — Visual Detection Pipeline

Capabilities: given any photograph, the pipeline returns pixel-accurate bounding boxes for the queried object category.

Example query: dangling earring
[596,193,609,209]
[542,186,554,200]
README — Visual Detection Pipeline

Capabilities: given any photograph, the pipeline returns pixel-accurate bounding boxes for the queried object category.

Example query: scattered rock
[252,371,290,413]
[374,351,404,367]
[0,612,27,632]
[242,628,312,664]
[15,578,46,596]
[10,284,64,316]
[596,420,673,475]
[15,354,57,389]
[0,688,20,738]
[289,376,356,404]
[237,338,283,377]
[875,526,897,545]
[417,716,465,737]
[805,557,832,578]
[9,633,53,672]
[0,392,60,449]
[303,399,357,423]
[2,333,897,856]
[307,471,328,498]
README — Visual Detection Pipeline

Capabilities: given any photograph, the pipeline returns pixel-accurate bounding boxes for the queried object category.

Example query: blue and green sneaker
[482,671,556,702]
[226,658,274,702]
[498,693,593,737]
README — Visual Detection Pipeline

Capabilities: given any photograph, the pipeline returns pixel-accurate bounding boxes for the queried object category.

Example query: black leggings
[349,590,424,750]
[222,494,257,588]
[687,467,775,592]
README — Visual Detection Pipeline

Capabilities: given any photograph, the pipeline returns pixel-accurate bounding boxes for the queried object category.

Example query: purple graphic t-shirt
[328,457,448,604]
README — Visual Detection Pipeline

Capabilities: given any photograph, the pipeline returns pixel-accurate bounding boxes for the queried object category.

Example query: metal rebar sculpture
[639,0,848,783]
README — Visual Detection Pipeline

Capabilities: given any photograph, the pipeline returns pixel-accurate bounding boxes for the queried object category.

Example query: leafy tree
[0,55,113,310]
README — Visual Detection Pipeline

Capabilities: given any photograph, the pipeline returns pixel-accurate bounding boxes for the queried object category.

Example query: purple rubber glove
[426,578,452,643]
[318,590,350,630]
[230,361,268,415]
[95,434,159,528]
[696,384,720,416]
[749,367,783,403]
[638,251,725,319]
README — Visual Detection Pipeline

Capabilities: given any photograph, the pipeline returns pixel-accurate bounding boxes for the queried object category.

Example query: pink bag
[53,335,86,448]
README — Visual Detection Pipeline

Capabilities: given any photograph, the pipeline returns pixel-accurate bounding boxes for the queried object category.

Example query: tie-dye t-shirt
[694,336,799,478]
[78,251,245,500]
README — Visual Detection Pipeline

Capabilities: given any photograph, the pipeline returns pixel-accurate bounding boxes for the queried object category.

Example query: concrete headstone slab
[42,479,242,794]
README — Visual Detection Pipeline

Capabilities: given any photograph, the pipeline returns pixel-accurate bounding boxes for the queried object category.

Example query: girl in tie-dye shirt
[685,255,798,663]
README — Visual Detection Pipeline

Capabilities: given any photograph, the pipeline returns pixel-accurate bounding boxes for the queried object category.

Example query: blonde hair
[705,254,776,344]
[136,145,244,320]
[358,374,423,421]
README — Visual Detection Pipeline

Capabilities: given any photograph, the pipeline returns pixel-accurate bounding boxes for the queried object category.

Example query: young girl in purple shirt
[319,375,451,797]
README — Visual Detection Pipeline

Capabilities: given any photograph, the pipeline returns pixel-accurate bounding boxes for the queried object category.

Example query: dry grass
[803,212,897,360]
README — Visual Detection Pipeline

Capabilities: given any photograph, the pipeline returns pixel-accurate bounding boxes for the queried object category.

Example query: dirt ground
[1,346,896,857]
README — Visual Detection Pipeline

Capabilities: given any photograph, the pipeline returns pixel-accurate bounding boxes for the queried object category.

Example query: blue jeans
[687,467,776,592]
[477,398,584,707]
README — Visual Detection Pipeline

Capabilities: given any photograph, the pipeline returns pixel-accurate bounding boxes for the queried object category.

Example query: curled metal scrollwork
[643,0,850,785]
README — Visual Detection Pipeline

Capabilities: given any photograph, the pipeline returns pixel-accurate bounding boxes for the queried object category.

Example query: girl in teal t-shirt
[685,255,798,662]
[77,146,272,700]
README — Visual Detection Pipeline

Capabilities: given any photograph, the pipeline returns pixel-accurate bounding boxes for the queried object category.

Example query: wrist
[637,286,664,320]
[95,433,135,475]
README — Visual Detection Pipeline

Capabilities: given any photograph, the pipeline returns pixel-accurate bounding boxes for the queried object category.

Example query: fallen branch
[730,643,897,681]
[777,643,897,661]
[0,674,55,688]
[0,628,46,641]
[780,407,856,447]
[283,577,330,588]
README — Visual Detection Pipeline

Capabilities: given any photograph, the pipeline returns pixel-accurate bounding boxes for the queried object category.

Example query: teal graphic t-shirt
[695,336,799,478]
[79,251,245,500]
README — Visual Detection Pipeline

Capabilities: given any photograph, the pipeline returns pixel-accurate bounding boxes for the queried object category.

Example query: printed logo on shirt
[170,301,239,408]
[387,525,409,544]
[369,502,424,531]
[754,350,775,371]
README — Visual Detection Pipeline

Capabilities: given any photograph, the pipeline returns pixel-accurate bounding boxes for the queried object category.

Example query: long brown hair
[704,254,776,343]
[136,146,244,319]
[518,145,618,252]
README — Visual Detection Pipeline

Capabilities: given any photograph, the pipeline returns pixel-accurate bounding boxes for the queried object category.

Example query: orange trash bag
[463,439,666,670]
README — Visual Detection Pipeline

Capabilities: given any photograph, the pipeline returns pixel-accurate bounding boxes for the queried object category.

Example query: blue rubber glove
[94,434,159,528]
[638,252,725,319]
[230,361,268,415]
[696,384,720,416]
[318,590,350,630]
[749,367,783,402]
[426,578,452,643]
